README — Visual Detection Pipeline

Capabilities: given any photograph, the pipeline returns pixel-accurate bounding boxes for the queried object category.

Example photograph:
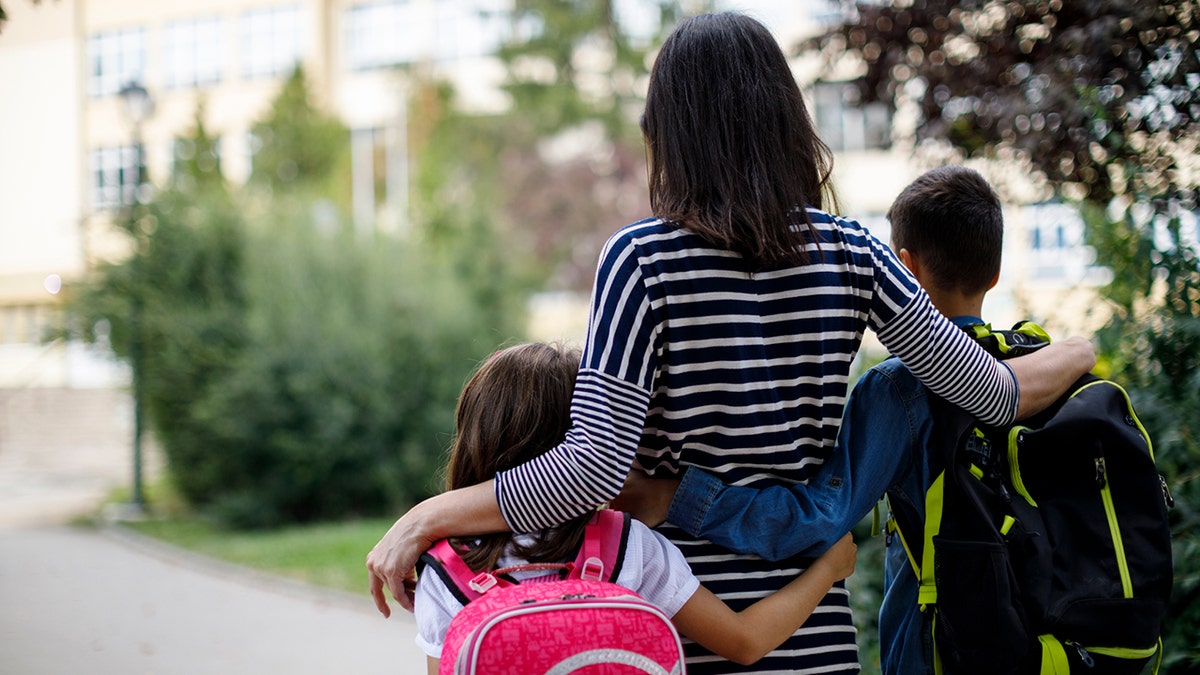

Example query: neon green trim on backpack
[1013,321,1052,345]
[1007,426,1038,508]
[884,495,923,584]
[1096,456,1134,598]
[1038,635,1071,675]
[1000,515,1016,536]
[919,473,946,609]
[1087,643,1160,660]
[1070,379,1156,462]
[969,321,1052,355]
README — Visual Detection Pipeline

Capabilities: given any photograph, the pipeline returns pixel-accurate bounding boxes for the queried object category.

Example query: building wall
[0,0,86,387]
[0,0,516,388]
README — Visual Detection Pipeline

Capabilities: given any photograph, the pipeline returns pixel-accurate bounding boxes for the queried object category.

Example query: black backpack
[887,321,1174,675]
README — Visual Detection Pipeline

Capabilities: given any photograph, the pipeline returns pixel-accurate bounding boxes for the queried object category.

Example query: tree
[478,0,678,291]
[248,66,350,203]
[498,0,680,141]
[803,1,1199,669]
[63,75,526,527]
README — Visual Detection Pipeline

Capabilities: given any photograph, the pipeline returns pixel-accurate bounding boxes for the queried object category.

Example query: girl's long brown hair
[642,12,838,270]
[445,342,591,572]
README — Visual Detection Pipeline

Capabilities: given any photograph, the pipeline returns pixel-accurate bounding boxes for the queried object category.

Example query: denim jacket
[667,317,988,675]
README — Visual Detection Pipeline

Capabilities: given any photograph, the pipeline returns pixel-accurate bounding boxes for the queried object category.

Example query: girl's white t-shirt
[413,518,701,658]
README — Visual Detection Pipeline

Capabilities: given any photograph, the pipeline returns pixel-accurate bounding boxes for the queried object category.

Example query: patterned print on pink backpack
[423,510,687,674]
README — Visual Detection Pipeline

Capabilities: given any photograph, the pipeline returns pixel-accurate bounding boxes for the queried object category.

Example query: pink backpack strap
[569,509,631,583]
[421,539,515,605]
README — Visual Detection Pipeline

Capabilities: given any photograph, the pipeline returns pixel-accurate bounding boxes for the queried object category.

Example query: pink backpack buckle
[579,556,605,581]
[468,572,500,594]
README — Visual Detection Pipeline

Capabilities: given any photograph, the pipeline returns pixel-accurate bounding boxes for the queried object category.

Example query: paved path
[0,525,427,674]
[0,398,428,675]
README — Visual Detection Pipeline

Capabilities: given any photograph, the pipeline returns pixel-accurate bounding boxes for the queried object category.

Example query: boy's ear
[988,270,1000,291]
[898,248,920,277]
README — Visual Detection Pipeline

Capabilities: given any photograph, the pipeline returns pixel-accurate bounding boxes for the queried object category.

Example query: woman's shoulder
[597,218,713,268]
[605,217,680,249]
[804,206,872,238]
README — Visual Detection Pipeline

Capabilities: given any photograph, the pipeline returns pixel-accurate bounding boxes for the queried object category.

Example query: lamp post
[118,81,154,513]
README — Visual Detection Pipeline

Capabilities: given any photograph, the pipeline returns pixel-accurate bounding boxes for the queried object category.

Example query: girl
[415,343,856,673]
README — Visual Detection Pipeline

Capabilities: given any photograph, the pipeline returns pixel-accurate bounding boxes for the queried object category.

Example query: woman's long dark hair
[642,12,837,269]
[445,342,590,573]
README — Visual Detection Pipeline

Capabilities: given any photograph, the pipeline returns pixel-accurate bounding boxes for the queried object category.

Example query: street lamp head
[118,81,155,127]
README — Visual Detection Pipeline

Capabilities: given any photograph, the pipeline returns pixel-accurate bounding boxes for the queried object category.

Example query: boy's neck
[925,286,986,322]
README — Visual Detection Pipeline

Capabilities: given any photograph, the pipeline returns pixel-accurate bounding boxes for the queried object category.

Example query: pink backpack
[421,510,687,675]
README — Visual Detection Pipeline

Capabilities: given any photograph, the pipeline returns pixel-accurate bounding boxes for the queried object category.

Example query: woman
[368,13,1095,674]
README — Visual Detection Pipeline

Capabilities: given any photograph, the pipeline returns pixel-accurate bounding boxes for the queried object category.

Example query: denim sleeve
[666,366,921,561]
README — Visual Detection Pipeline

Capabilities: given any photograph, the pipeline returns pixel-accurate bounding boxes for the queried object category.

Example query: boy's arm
[660,367,921,561]
[426,657,439,675]
[671,534,857,665]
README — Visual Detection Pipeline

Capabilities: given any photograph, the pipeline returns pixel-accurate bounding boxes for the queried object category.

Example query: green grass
[127,516,396,595]
[102,477,397,596]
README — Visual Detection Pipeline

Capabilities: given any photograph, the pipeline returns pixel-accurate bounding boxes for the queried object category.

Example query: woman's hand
[366,500,438,617]
[809,533,857,583]
[366,481,508,617]
[609,469,681,528]
[1011,335,1097,419]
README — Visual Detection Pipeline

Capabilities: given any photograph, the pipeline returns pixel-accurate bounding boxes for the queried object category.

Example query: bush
[181,210,509,527]
[67,185,524,528]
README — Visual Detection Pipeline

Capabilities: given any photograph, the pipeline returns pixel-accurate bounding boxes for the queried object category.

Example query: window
[88,28,146,97]
[432,0,509,60]
[345,1,428,70]
[1023,203,1093,281]
[163,17,225,88]
[0,305,50,345]
[91,145,147,209]
[241,5,307,79]
[811,82,892,152]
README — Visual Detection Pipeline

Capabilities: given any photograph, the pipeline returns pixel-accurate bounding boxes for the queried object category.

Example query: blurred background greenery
[25,0,1196,671]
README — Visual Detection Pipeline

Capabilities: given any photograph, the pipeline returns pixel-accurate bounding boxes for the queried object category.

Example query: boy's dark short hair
[887,165,1003,295]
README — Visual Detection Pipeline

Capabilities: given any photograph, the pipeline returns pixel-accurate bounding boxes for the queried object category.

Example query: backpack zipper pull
[1160,474,1175,509]
[1094,457,1107,489]
[1066,641,1095,668]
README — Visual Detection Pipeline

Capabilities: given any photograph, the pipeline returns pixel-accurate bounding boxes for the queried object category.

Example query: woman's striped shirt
[495,210,1018,673]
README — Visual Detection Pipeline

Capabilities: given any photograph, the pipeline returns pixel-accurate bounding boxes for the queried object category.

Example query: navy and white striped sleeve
[865,232,1019,427]
[494,230,656,533]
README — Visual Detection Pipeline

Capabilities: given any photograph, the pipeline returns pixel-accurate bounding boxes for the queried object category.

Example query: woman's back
[587,212,915,485]
[570,212,898,672]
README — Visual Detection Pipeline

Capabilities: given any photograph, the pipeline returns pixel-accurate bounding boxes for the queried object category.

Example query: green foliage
[170,100,226,196]
[65,70,528,529]
[803,1,1199,210]
[457,0,670,293]
[1086,206,1200,671]
[185,212,504,528]
[249,67,350,204]
[497,0,679,142]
